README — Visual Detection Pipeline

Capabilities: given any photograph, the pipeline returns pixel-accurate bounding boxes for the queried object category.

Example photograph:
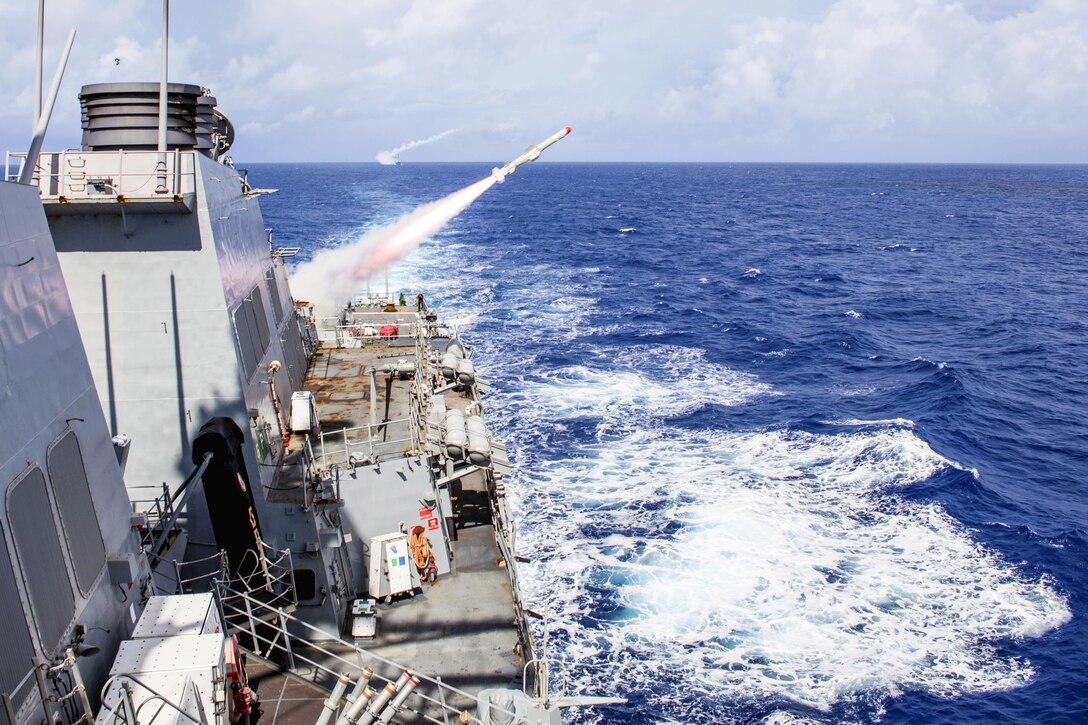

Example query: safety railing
[224,542,298,613]
[130,484,175,549]
[311,308,457,347]
[97,673,209,725]
[171,550,230,595]
[315,319,425,347]
[211,583,525,725]
[2,648,97,725]
[2,662,46,725]
[168,541,297,609]
[317,417,420,469]
[489,492,536,684]
[5,149,197,198]
[134,454,214,566]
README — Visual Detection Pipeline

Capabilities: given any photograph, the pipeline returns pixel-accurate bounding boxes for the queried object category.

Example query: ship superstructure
[0,174,148,725]
[23,81,343,628]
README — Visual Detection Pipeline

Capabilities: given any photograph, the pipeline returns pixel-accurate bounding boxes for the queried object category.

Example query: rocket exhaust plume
[290,177,495,313]
[376,129,457,165]
[291,127,571,314]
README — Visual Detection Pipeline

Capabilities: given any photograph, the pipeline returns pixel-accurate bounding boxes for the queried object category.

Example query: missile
[491,126,572,183]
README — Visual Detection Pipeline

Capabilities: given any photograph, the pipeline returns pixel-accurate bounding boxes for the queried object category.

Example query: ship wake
[500,349,1071,721]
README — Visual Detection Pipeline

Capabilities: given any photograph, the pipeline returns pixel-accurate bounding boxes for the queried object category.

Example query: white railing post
[243,593,259,655]
[174,559,184,593]
[278,613,296,671]
[119,682,137,725]
[173,147,181,194]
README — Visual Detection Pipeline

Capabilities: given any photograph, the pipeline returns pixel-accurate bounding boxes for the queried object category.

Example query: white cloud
[669,0,1088,153]
[1,0,1085,161]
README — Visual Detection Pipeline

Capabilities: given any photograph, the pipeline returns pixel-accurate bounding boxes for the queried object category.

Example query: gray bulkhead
[0,180,146,720]
[47,153,346,631]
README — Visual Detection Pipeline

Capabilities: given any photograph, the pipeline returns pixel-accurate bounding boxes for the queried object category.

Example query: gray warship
[1,5,620,725]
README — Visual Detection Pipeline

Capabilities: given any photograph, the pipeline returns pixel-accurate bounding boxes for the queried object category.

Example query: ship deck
[243,527,525,723]
[273,314,421,504]
[252,307,525,723]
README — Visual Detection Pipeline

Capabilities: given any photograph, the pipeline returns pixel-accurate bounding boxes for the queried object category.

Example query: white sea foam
[912,356,949,370]
[495,353,1071,718]
[832,418,916,428]
[763,712,824,725]
[501,345,773,437]
[846,309,863,318]
[829,385,877,398]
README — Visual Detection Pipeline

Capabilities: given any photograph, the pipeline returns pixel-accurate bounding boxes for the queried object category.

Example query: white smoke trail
[375,129,458,165]
[290,176,495,313]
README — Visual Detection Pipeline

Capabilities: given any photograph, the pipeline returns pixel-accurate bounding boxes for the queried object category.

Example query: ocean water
[251,162,1088,724]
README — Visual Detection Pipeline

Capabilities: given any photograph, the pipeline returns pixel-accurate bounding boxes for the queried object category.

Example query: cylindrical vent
[79,82,234,157]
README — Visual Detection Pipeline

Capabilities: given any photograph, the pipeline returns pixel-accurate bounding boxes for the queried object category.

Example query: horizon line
[232,159,1088,167]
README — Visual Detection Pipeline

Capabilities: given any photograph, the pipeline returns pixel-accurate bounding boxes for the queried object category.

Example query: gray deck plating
[359,524,523,693]
[252,307,526,722]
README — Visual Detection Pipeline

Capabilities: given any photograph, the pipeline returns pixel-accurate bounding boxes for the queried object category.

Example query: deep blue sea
[251,162,1088,724]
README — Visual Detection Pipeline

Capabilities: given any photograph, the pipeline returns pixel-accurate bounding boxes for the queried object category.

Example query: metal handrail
[490,493,536,682]
[1,658,49,725]
[171,550,229,594]
[6,149,196,197]
[221,543,297,611]
[317,325,424,346]
[211,583,527,725]
[317,418,419,469]
[145,453,213,563]
[97,673,207,725]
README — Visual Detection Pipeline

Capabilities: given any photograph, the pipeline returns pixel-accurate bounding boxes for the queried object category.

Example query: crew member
[416,291,426,312]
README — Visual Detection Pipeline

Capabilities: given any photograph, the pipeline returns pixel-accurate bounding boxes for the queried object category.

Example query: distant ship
[0,5,619,725]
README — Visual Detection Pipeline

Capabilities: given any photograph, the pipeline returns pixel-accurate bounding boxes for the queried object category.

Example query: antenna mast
[156,0,169,192]
[33,0,44,130]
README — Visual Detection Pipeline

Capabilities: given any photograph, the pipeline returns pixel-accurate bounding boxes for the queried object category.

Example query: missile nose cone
[564,126,572,134]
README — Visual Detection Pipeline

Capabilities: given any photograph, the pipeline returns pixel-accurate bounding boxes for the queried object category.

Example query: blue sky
[1,0,1085,163]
